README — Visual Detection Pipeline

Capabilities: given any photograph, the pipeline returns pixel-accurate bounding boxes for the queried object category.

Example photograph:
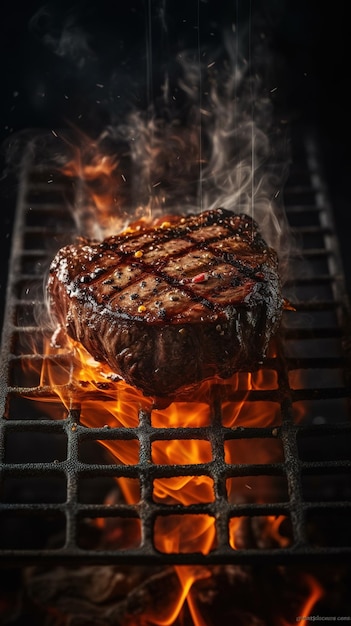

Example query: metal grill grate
[1,128,351,566]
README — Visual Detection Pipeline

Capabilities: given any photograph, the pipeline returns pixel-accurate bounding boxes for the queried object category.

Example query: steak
[47,208,284,397]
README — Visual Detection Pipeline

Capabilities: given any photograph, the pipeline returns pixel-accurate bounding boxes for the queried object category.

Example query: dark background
[0,0,350,332]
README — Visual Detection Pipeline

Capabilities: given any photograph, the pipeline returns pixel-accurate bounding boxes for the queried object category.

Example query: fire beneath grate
[0,128,351,571]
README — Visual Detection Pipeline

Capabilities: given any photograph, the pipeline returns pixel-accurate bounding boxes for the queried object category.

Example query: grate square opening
[306,508,351,548]
[25,189,71,204]
[35,356,73,388]
[10,331,46,357]
[20,253,49,275]
[4,430,67,463]
[289,256,330,277]
[285,167,311,187]
[284,337,343,358]
[23,231,72,252]
[12,278,43,301]
[304,257,332,275]
[288,368,345,389]
[154,514,217,553]
[242,369,278,390]
[224,438,284,465]
[2,474,67,504]
[14,304,39,327]
[153,476,215,505]
[4,395,68,421]
[221,401,281,428]
[25,208,75,229]
[151,402,211,428]
[282,309,339,330]
[285,209,320,227]
[76,438,111,464]
[8,359,42,387]
[299,232,326,250]
[285,283,335,302]
[284,190,317,207]
[26,169,72,185]
[79,438,140,465]
[301,470,351,502]
[117,477,141,504]
[151,440,212,465]
[77,514,141,550]
[228,514,293,550]
[8,355,72,388]
[226,475,289,504]
[78,476,140,504]
[0,511,66,550]
[297,430,351,462]
[292,398,350,426]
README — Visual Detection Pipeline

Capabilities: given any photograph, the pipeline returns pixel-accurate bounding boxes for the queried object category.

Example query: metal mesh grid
[1,129,351,566]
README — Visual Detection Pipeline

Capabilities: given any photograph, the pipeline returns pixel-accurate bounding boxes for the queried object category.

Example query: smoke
[63,22,292,274]
[5,1,293,276]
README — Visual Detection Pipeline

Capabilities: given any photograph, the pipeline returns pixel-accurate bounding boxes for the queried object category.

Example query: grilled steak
[47,208,283,397]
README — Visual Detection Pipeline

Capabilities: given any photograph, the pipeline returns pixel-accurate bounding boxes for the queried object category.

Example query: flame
[280,573,324,626]
[20,329,316,626]
[61,132,129,238]
[296,575,324,626]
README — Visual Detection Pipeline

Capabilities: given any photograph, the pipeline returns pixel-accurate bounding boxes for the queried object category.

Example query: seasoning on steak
[47,208,284,397]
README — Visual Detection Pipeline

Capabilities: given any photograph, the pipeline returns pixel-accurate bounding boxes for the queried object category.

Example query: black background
[0,0,350,332]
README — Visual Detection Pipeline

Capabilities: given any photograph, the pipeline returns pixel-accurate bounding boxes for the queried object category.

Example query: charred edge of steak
[47,208,283,397]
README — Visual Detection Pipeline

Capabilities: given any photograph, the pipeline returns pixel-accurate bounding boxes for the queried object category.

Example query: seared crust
[47,208,283,396]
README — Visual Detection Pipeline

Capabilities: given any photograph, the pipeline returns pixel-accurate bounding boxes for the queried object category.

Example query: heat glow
[26,327,318,626]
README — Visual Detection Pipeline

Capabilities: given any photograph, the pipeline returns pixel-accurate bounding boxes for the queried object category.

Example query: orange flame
[297,575,325,626]
[60,123,203,242]
[61,131,132,238]
[280,573,324,626]
[19,329,316,626]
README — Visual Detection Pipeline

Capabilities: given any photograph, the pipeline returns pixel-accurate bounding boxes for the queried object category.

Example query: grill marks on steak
[59,212,270,322]
[47,208,283,397]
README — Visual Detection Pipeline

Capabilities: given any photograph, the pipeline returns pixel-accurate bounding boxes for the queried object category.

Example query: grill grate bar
[274,341,309,547]
[1,446,350,474]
